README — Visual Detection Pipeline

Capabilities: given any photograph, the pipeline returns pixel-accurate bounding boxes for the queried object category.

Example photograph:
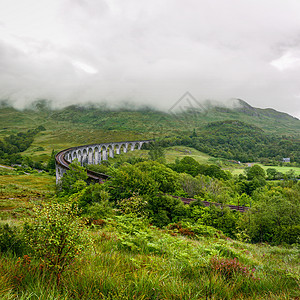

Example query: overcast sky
[1,0,300,118]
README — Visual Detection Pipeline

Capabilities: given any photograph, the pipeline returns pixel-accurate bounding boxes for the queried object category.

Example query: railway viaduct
[55,140,152,184]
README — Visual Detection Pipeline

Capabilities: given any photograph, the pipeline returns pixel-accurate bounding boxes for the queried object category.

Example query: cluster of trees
[266,167,297,180]
[168,156,231,180]
[155,120,300,164]
[0,126,45,165]
[0,126,60,173]
[239,184,300,244]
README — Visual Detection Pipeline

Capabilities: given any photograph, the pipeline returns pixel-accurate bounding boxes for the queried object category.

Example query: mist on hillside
[0,96,260,115]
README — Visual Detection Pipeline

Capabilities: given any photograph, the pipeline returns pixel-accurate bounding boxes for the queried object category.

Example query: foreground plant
[210,256,257,281]
[24,202,90,285]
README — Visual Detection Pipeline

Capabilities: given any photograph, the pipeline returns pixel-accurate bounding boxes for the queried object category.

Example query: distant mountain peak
[229,98,254,109]
[223,98,259,116]
[236,99,254,109]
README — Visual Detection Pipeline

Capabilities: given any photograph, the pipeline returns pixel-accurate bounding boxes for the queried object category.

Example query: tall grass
[0,216,298,299]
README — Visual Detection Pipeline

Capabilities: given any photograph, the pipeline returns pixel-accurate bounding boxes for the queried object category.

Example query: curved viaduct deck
[55,140,152,183]
[55,147,110,183]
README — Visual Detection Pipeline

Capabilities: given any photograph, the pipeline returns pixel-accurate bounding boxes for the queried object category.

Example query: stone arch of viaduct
[55,140,152,184]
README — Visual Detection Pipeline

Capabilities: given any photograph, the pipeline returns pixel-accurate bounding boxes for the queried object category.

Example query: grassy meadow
[0,203,299,299]
[103,146,212,165]
[164,146,211,164]
[230,165,300,176]
[0,166,55,222]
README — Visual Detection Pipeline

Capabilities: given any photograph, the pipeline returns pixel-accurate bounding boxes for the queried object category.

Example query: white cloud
[72,61,98,74]
[271,51,300,71]
[0,0,300,118]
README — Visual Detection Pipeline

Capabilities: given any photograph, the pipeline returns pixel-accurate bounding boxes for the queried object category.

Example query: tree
[136,161,181,194]
[202,164,231,180]
[237,185,300,244]
[284,169,296,181]
[76,183,112,219]
[266,168,278,180]
[47,149,57,172]
[170,156,200,177]
[147,194,187,227]
[59,161,88,195]
[108,163,159,200]
[148,143,166,163]
[108,161,182,200]
[24,203,90,285]
[245,165,266,180]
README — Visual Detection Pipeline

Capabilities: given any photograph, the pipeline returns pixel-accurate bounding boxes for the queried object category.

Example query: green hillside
[0,98,299,140]
[166,120,300,164]
[1,99,299,168]
[1,99,299,137]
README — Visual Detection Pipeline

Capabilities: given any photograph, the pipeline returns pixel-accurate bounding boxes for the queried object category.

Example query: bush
[58,161,88,196]
[273,225,300,245]
[111,215,156,253]
[238,185,300,244]
[210,257,257,281]
[0,224,25,255]
[24,202,90,284]
[187,204,240,238]
[76,183,112,219]
[147,194,188,227]
[167,222,221,238]
[117,193,149,218]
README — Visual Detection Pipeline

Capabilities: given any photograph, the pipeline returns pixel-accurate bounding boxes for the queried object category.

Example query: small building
[282,158,290,163]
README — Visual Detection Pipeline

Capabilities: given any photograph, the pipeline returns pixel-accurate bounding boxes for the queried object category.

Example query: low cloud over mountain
[0,0,300,117]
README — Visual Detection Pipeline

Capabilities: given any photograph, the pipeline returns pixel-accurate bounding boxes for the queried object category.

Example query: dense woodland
[154,120,300,165]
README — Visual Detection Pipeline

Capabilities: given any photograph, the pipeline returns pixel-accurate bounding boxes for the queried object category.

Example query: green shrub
[0,224,25,255]
[111,215,156,253]
[58,161,88,195]
[117,193,149,218]
[147,194,188,227]
[187,204,240,238]
[167,221,222,239]
[273,225,300,245]
[24,202,90,284]
[75,183,112,219]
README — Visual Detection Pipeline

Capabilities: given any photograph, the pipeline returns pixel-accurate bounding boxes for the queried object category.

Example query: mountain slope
[0,99,299,164]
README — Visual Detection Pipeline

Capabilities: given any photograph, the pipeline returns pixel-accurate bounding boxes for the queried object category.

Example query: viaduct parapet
[55,140,152,184]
